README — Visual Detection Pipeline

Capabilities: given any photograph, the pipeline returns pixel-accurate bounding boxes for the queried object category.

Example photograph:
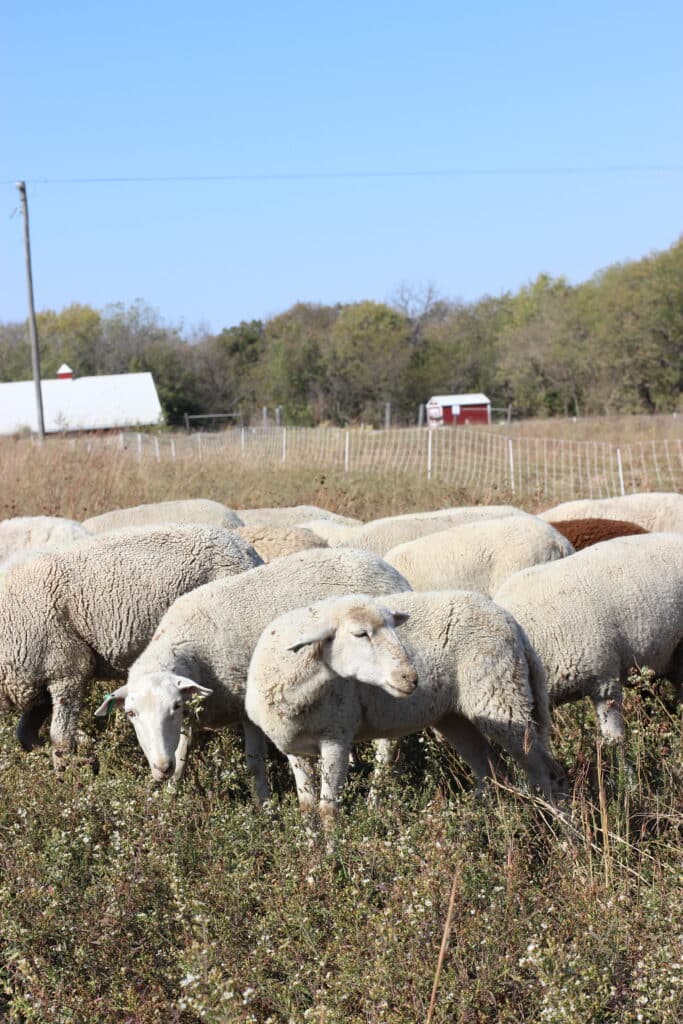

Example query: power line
[2,164,683,186]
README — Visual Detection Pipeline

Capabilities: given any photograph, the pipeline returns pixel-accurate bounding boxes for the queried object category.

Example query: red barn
[427,393,491,427]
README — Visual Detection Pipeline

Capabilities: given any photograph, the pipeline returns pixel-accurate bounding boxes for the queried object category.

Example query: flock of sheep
[0,491,681,831]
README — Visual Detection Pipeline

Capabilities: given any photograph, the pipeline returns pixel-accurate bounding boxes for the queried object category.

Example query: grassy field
[0,435,682,1023]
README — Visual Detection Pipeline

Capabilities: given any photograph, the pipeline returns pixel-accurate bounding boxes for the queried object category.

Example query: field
[0,428,682,1024]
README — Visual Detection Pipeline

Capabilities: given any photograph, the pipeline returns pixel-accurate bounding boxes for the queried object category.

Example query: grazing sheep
[0,515,91,561]
[237,506,361,529]
[0,525,262,766]
[384,516,573,596]
[99,549,411,795]
[312,505,529,556]
[233,524,327,562]
[539,493,683,533]
[83,498,243,533]
[493,533,683,739]
[548,517,647,550]
[245,591,565,828]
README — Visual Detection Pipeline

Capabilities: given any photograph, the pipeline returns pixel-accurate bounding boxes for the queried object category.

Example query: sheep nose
[387,668,418,696]
[152,760,174,780]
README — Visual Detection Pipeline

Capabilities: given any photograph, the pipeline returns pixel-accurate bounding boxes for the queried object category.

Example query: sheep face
[95,673,212,781]
[289,605,418,697]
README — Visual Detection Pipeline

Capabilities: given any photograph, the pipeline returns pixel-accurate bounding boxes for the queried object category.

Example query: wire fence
[52,426,683,504]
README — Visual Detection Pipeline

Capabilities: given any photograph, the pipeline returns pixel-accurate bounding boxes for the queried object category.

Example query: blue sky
[2,1,682,334]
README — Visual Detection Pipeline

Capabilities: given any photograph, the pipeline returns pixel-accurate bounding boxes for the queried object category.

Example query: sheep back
[83,498,243,533]
[0,515,91,561]
[233,524,327,562]
[384,515,573,595]
[539,493,683,533]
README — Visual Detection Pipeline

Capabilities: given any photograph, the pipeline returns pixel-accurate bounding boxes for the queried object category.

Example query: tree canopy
[2,239,681,426]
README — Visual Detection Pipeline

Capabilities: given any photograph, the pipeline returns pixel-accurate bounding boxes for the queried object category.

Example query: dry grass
[506,412,683,443]
[0,428,681,1023]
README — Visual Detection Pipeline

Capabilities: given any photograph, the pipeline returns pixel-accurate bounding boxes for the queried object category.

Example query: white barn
[0,365,164,435]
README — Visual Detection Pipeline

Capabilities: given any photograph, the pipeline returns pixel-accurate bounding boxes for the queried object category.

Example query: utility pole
[17,181,45,439]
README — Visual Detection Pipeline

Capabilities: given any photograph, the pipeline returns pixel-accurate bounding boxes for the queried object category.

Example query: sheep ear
[94,685,128,717]
[287,625,336,653]
[391,612,410,627]
[175,677,213,700]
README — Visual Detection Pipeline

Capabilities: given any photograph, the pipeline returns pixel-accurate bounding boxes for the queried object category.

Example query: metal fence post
[508,438,515,494]
[282,427,287,462]
[154,436,160,461]
[427,428,433,481]
[241,427,246,458]
[616,447,625,495]
[344,430,350,472]
[136,433,142,461]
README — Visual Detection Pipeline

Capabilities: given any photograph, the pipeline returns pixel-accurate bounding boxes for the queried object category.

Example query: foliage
[1,238,682,426]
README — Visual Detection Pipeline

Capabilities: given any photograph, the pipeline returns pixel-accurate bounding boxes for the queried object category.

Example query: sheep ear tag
[95,694,117,718]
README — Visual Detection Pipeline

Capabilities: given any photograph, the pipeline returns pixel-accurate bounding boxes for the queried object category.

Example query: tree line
[1,237,681,427]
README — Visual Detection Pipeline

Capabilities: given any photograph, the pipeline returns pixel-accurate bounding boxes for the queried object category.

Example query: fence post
[170,438,176,459]
[616,447,625,496]
[384,402,391,429]
[241,427,246,458]
[508,438,515,494]
[417,403,425,427]
[427,428,433,481]
[136,433,142,461]
[154,436,160,461]
[184,412,190,433]
[344,430,350,472]
[282,427,287,462]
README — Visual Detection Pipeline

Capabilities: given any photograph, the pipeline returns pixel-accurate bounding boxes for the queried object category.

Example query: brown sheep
[548,517,647,551]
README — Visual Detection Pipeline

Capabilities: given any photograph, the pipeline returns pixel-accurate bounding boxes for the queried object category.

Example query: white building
[0,365,164,435]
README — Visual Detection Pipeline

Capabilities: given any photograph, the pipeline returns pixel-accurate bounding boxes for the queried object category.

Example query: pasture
[0,431,681,1024]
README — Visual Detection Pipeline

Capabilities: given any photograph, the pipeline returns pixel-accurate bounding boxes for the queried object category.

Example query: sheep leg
[367,738,399,808]
[319,738,351,831]
[16,694,52,751]
[287,756,318,816]
[172,722,193,781]
[432,713,503,792]
[243,720,270,804]
[48,678,85,770]
[592,680,624,742]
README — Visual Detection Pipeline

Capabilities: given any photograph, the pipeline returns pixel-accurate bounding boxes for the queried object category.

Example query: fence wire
[26,426,683,504]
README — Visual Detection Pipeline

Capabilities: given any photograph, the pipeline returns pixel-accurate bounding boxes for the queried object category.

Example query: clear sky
[2,1,682,334]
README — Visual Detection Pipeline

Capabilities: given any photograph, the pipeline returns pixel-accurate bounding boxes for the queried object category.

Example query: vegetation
[2,238,682,426]
[0,448,681,1023]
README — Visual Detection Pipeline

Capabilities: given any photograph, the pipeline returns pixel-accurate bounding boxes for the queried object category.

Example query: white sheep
[0,524,262,766]
[233,524,327,562]
[83,498,243,533]
[539,493,683,534]
[237,506,361,529]
[0,515,91,561]
[312,505,529,556]
[97,548,411,796]
[493,532,683,738]
[245,591,566,828]
[384,515,574,596]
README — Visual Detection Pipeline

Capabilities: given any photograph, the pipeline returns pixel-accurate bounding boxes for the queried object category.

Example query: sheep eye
[352,630,369,639]
[172,702,182,711]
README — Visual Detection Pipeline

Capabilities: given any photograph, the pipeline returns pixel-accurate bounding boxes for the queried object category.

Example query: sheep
[493,533,683,739]
[97,548,411,796]
[0,515,91,561]
[548,517,647,551]
[244,591,566,828]
[83,498,243,533]
[236,506,361,529]
[384,515,574,595]
[539,493,683,534]
[0,524,262,766]
[308,505,529,556]
[233,524,327,562]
